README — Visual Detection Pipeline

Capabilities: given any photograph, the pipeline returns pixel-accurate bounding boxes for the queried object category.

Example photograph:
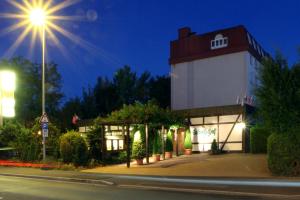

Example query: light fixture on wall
[237,122,246,130]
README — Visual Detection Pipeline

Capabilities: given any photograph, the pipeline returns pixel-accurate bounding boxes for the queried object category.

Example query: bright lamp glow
[0,71,16,118]
[237,122,246,130]
[29,8,46,26]
[134,131,141,142]
[0,71,16,91]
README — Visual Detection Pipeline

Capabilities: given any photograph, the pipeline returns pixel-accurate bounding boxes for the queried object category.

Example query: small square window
[211,41,215,47]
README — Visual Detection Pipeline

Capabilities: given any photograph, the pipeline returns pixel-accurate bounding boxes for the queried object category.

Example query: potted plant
[152,131,162,162]
[165,130,173,159]
[211,139,219,155]
[132,131,146,165]
[184,129,192,155]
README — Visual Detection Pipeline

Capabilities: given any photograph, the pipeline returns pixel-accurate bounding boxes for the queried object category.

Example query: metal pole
[175,128,179,156]
[126,124,131,168]
[145,124,149,164]
[42,25,46,162]
[162,125,165,160]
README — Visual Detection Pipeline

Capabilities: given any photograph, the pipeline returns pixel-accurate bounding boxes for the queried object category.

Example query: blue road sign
[42,123,48,130]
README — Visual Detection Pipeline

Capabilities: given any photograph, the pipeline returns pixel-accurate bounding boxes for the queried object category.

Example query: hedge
[60,131,88,166]
[267,133,300,176]
[250,126,271,153]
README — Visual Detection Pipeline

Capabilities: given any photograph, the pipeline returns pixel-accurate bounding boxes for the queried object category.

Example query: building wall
[171,51,249,110]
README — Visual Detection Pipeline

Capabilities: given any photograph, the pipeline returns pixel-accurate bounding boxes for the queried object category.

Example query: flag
[72,114,80,125]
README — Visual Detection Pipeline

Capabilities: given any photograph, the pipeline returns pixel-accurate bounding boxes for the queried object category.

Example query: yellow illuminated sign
[0,71,16,118]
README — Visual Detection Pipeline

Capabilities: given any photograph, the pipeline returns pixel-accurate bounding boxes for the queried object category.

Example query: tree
[93,77,118,116]
[255,54,298,134]
[113,65,137,106]
[0,57,63,126]
[59,97,82,131]
[149,75,170,108]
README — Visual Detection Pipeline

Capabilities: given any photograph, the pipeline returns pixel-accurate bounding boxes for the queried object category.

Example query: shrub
[211,139,219,155]
[184,129,192,149]
[267,133,300,176]
[132,130,146,160]
[86,125,103,161]
[60,131,88,166]
[250,126,270,154]
[2,121,41,162]
[152,131,162,155]
[31,118,61,158]
[165,130,173,152]
[132,141,146,160]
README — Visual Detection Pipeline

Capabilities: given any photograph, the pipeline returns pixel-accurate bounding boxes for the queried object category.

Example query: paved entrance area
[84,153,271,178]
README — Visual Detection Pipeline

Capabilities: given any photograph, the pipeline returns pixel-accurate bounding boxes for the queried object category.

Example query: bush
[267,133,300,176]
[211,139,219,155]
[165,130,173,152]
[184,129,192,149]
[60,131,88,166]
[152,131,162,155]
[86,125,103,161]
[31,118,61,158]
[132,141,146,160]
[1,121,41,162]
[0,121,19,147]
[250,126,271,153]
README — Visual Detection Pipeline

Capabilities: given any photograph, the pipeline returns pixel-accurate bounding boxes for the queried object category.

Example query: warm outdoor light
[0,71,16,118]
[237,122,246,130]
[29,8,47,26]
[2,0,83,161]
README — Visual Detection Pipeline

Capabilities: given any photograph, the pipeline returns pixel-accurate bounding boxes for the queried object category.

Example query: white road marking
[116,175,300,188]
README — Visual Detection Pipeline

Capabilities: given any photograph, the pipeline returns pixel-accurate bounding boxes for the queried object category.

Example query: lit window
[119,140,124,150]
[106,140,112,151]
[113,140,118,150]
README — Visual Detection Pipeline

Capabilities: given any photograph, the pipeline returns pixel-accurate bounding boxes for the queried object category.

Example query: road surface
[0,175,265,200]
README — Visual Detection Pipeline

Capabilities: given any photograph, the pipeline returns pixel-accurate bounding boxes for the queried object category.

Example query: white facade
[171,51,259,110]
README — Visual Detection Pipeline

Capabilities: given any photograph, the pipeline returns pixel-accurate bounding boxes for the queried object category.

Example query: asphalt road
[0,176,265,200]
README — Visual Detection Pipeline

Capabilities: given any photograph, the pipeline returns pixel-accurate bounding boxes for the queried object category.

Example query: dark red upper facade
[169,25,269,65]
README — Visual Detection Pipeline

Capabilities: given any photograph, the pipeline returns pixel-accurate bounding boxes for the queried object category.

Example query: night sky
[0,0,299,100]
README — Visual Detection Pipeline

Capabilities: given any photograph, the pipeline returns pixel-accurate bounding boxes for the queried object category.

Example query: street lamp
[28,7,47,115]
[28,7,48,162]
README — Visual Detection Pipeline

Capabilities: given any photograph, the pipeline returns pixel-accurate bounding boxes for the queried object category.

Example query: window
[211,34,228,50]
[211,40,215,48]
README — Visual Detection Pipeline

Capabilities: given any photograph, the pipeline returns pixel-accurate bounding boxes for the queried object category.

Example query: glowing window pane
[106,140,112,151]
[119,140,124,150]
[113,140,118,150]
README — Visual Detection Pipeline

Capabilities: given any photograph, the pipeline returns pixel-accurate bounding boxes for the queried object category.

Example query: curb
[118,184,300,199]
[0,173,115,186]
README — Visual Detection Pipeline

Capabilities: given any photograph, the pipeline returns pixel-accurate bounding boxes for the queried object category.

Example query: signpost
[40,113,49,162]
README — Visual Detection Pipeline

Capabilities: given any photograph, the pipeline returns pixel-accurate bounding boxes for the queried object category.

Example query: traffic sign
[42,123,48,130]
[42,129,48,138]
[39,113,49,123]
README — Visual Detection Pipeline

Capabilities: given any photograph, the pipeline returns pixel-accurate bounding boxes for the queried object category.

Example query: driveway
[84,153,271,178]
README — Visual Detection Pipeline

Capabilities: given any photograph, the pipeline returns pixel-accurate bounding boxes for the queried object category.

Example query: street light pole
[42,25,46,162]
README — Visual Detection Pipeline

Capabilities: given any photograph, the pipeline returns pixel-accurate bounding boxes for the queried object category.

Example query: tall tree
[113,65,137,106]
[255,54,298,134]
[0,57,63,126]
[149,75,170,108]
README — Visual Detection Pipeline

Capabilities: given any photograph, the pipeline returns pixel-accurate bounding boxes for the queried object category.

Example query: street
[0,175,268,200]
